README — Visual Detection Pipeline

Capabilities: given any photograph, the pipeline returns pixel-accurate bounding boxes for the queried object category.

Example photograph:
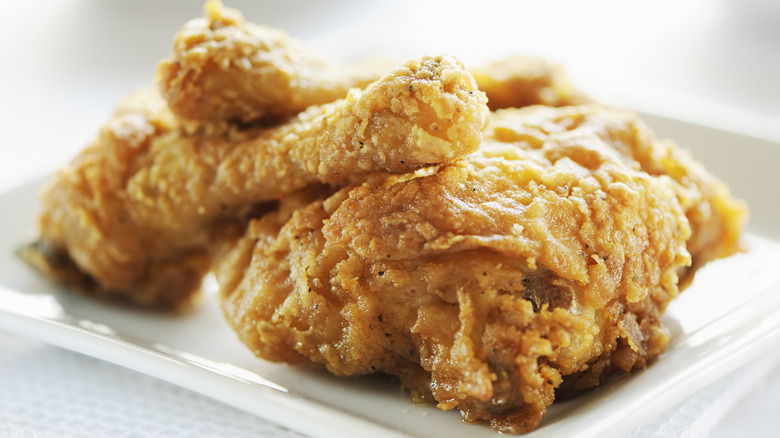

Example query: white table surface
[1,1,779,436]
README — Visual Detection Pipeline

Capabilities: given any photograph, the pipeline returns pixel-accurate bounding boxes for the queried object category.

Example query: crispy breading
[486,106,747,286]
[470,55,590,110]
[158,1,587,130]
[157,0,395,128]
[18,2,747,432]
[217,104,743,433]
[21,54,488,309]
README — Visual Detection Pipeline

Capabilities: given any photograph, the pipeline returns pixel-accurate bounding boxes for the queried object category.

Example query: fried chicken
[20,54,488,309]
[157,0,396,129]
[470,55,590,110]
[487,106,747,286]
[158,1,588,130]
[19,1,747,433]
[219,104,745,433]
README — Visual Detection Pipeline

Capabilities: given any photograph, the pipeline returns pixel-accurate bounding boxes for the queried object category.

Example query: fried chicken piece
[217,104,746,433]
[486,106,746,287]
[601,117,747,285]
[159,1,587,130]
[157,0,396,128]
[20,54,488,309]
[470,55,590,110]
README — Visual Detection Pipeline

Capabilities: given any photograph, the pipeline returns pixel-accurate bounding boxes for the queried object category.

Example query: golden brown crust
[19,3,747,431]
[21,89,207,309]
[158,2,586,130]
[470,55,590,110]
[157,0,396,128]
[219,104,710,433]
[487,105,748,287]
[23,54,487,309]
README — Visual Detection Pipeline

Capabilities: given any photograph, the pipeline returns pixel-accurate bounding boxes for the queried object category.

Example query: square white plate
[1,111,779,438]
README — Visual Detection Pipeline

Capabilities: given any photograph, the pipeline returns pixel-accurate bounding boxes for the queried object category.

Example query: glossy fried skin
[218,104,718,433]
[21,55,488,309]
[470,55,590,111]
[157,0,395,128]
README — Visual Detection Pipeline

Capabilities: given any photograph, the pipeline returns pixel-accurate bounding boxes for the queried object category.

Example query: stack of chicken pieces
[20,1,747,433]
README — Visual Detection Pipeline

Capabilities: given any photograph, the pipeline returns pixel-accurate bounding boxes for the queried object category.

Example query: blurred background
[0,1,778,436]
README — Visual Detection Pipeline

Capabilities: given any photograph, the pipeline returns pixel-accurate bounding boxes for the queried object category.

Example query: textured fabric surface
[1,329,779,437]
[0,332,304,438]
[626,349,780,438]
[708,353,780,438]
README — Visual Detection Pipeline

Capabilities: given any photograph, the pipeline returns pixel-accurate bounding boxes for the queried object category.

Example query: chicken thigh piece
[219,104,744,433]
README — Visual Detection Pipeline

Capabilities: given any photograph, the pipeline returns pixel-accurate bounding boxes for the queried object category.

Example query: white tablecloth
[1,1,779,436]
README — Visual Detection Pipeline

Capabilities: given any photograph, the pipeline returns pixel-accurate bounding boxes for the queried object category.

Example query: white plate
[1,113,780,438]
